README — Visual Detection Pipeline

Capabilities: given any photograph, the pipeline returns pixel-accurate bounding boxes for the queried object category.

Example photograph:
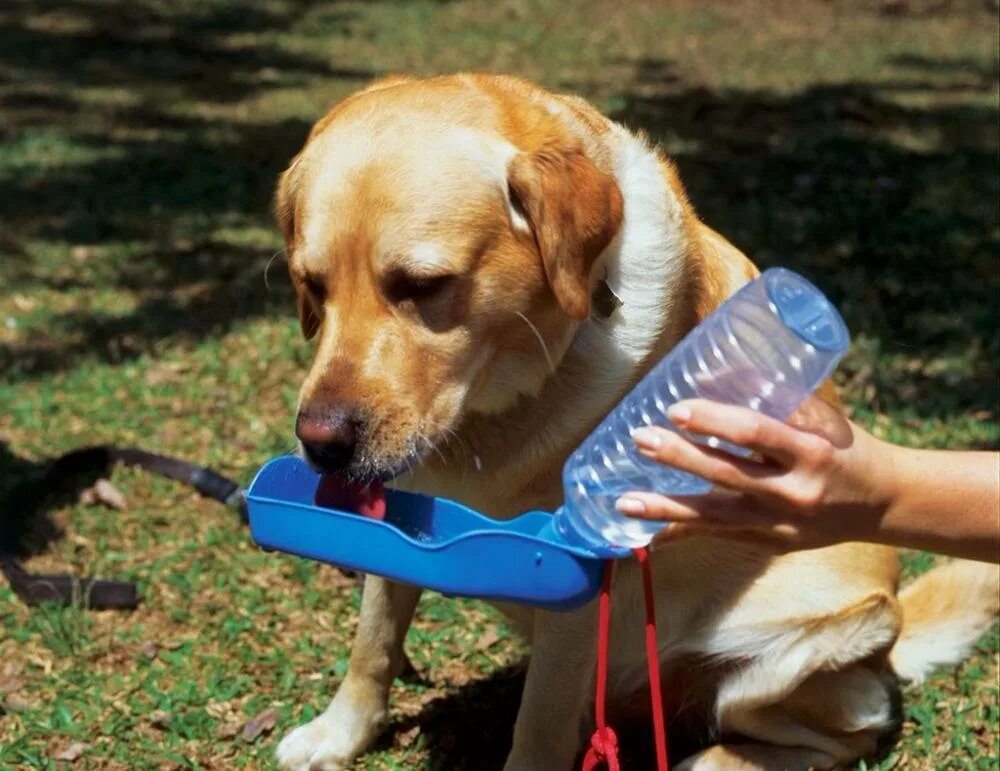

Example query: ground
[0,0,997,768]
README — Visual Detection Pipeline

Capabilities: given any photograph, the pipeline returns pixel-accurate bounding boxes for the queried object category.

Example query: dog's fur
[273,74,999,770]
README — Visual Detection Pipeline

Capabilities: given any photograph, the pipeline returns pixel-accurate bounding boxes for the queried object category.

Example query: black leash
[1,446,246,610]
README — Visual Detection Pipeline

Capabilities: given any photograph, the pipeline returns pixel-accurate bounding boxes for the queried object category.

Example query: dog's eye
[384,272,455,304]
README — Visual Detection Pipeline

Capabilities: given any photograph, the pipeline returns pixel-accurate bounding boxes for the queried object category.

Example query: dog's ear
[507,145,623,320]
[275,157,320,340]
[275,157,300,247]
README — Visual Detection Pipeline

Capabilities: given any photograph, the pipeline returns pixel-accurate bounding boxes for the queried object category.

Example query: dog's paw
[276,695,386,771]
[275,715,353,771]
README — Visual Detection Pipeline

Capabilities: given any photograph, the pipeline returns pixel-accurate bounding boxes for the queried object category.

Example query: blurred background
[1,1,997,768]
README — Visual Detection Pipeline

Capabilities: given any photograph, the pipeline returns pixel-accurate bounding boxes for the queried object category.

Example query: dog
[271,74,999,770]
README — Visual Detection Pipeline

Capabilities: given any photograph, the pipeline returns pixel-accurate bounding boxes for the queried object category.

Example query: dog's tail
[890,559,999,683]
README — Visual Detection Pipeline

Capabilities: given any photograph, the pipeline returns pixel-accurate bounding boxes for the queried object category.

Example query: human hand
[615,396,894,550]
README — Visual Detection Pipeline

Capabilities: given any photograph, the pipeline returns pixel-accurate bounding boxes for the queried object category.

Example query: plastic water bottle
[553,267,850,554]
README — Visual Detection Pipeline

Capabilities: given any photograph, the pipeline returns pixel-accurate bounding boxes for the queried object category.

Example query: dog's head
[278,76,623,480]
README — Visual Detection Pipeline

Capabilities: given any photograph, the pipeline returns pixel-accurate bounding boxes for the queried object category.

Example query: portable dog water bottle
[548,267,849,553]
[247,268,849,610]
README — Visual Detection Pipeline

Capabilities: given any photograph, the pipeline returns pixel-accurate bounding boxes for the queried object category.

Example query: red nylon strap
[582,548,668,771]
[582,560,619,771]
[636,547,669,771]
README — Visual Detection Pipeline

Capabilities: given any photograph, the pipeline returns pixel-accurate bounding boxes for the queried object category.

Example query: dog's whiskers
[514,311,556,374]
[401,444,415,477]
[264,248,287,292]
[440,427,473,466]
[417,430,449,468]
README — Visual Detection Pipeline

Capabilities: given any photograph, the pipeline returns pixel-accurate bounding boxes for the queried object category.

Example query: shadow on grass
[374,665,524,770]
[607,55,998,426]
[375,663,721,769]
[0,0,362,103]
[3,236,297,375]
[0,443,62,559]
[0,441,115,559]
[0,0,375,379]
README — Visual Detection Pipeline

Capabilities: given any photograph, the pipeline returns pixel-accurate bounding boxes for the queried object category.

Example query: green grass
[1,0,997,767]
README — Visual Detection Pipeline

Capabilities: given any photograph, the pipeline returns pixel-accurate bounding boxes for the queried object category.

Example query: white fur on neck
[575,125,687,379]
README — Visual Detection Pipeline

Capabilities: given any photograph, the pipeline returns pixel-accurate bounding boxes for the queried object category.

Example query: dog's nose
[296,409,359,472]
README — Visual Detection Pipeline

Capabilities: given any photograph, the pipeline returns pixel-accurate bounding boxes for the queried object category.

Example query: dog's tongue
[315,476,387,521]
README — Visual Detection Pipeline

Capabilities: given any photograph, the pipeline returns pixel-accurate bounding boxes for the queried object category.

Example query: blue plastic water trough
[247,455,620,611]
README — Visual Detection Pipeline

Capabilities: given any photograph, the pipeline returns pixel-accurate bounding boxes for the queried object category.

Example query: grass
[0,0,997,767]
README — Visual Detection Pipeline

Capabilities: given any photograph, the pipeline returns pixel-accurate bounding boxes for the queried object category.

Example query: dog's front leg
[503,607,596,771]
[276,575,421,771]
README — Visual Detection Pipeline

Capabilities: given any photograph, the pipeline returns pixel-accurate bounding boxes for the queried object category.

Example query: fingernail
[616,497,646,515]
[632,427,662,449]
[667,403,691,425]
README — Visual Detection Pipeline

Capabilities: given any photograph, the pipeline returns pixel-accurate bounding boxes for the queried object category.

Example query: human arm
[614,397,1000,562]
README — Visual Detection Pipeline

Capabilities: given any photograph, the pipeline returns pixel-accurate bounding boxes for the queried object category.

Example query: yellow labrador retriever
[272,74,998,770]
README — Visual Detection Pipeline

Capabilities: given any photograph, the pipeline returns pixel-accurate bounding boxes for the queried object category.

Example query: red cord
[582,561,619,771]
[635,547,669,770]
[582,548,669,771]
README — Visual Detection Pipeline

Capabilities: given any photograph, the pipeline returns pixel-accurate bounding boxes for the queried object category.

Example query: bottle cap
[764,268,849,353]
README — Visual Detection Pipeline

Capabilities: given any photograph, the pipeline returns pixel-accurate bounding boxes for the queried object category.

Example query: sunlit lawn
[1,0,997,767]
